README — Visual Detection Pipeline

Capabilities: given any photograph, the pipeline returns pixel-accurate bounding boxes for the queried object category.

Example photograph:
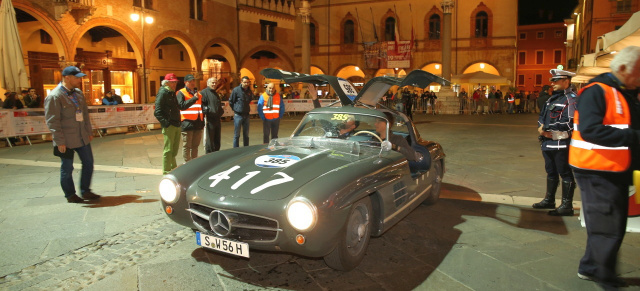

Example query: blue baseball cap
[62,66,86,77]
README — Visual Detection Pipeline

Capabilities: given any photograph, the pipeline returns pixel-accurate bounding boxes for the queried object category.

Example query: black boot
[548,180,575,216]
[532,178,559,209]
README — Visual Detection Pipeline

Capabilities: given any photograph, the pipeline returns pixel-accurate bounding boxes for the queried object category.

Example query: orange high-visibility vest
[179,88,202,121]
[569,82,631,172]
[261,92,282,119]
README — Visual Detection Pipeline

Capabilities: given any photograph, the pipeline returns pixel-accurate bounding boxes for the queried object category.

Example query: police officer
[532,69,577,216]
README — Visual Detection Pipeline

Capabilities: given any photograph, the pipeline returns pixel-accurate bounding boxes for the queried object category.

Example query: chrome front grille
[188,203,280,242]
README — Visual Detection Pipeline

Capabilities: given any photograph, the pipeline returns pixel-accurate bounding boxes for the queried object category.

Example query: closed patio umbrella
[0,0,29,92]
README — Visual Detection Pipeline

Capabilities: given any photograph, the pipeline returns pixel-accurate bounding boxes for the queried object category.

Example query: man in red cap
[154,73,181,174]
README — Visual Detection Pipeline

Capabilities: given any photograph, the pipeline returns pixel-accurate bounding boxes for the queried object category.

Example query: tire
[323,196,372,271]
[422,160,443,205]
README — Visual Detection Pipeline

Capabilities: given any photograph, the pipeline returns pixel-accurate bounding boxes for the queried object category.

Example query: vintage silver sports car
[159,68,448,270]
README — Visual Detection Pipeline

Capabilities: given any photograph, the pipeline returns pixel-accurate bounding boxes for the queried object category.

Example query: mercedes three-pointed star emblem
[209,210,232,237]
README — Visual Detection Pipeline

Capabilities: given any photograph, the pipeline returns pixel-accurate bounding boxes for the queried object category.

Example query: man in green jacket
[154,73,181,174]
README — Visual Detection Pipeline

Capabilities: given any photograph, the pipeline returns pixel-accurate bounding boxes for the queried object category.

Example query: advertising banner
[0,110,15,138]
[12,109,49,136]
[384,41,411,69]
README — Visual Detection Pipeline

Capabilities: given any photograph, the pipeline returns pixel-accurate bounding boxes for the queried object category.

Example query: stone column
[439,0,457,114]
[299,1,311,75]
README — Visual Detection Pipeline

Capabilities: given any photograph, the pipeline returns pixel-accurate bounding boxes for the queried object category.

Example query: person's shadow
[82,195,158,208]
[185,183,639,290]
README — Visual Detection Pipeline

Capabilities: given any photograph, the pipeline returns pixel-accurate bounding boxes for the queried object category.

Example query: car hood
[196,143,365,201]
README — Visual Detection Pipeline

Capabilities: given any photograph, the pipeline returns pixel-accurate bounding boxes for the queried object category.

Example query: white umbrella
[451,71,509,85]
[0,0,29,91]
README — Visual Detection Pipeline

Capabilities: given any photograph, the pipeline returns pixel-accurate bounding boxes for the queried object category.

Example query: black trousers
[262,118,280,144]
[204,119,221,154]
[542,149,574,180]
[575,171,628,287]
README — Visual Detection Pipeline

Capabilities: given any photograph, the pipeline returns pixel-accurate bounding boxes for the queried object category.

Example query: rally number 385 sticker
[255,155,300,168]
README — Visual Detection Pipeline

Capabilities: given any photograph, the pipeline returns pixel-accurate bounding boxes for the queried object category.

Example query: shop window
[310,23,316,46]
[518,75,525,86]
[384,17,396,41]
[474,11,488,38]
[535,74,542,86]
[40,30,52,44]
[536,51,543,65]
[518,51,526,65]
[190,0,203,20]
[519,32,526,40]
[429,14,441,40]
[617,0,632,13]
[158,49,163,60]
[554,50,562,64]
[260,20,277,41]
[343,20,355,44]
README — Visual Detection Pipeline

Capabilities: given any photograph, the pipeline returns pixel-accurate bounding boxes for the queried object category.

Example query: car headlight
[287,198,317,231]
[159,178,180,203]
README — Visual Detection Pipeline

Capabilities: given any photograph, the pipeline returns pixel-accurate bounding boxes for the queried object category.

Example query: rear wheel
[323,196,372,271]
[422,160,443,205]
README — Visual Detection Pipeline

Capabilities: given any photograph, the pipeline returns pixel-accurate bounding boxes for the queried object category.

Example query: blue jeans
[233,113,250,147]
[60,143,94,198]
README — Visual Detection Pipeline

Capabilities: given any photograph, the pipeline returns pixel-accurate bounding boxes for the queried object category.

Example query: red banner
[384,41,411,69]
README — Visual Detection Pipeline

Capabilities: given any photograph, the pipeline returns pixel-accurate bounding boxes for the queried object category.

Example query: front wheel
[422,160,443,205]
[323,196,372,271]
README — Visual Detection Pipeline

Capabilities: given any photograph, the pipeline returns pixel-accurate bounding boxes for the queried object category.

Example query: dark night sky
[519,0,579,25]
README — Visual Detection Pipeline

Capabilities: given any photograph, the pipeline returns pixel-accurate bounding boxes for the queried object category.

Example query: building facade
[5,0,519,106]
[516,22,567,93]
[566,0,639,71]
[298,0,518,94]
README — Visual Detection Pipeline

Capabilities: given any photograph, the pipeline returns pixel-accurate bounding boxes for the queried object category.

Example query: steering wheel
[353,130,383,143]
[300,126,326,137]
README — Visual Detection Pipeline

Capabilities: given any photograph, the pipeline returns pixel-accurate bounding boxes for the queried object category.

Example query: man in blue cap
[44,66,101,203]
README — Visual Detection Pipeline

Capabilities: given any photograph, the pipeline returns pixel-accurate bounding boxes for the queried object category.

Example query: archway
[310,66,324,75]
[147,33,199,102]
[462,62,500,75]
[200,39,237,98]
[240,47,293,91]
[420,63,444,92]
[73,25,140,105]
[374,68,407,77]
[11,6,69,99]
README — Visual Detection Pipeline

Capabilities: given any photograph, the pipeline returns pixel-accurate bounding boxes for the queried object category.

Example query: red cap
[164,73,178,82]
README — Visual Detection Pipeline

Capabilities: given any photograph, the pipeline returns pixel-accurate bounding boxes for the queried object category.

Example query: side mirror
[381,141,392,152]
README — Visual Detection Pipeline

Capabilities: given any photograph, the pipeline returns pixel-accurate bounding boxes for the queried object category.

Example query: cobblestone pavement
[0,113,639,290]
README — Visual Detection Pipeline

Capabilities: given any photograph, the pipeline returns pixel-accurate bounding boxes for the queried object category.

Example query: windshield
[292,112,386,143]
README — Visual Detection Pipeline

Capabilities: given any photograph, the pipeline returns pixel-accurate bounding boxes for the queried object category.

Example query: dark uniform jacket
[154,85,181,128]
[538,88,577,151]
[229,85,253,116]
[573,73,640,183]
[201,87,224,123]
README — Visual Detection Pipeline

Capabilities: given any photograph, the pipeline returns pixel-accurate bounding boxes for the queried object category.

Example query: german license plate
[196,232,250,258]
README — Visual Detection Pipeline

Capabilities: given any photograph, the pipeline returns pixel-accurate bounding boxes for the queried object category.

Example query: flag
[393,5,400,54]
[370,7,378,42]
